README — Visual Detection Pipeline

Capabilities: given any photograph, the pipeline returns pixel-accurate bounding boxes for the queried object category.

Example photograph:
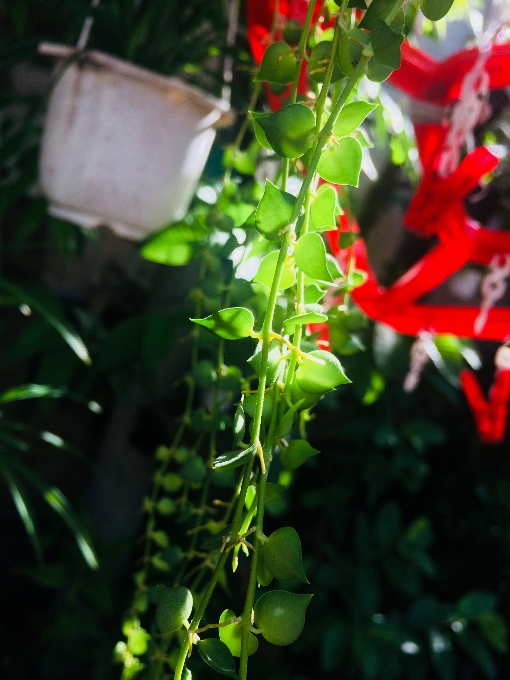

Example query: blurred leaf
[375,501,401,544]
[0,278,91,364]
[3,453,98,569]
[1,463,43,563]
[456,591,498,619]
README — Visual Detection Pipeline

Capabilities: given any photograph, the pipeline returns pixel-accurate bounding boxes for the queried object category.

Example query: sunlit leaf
[253,251,296,290]
[256,105,315,159]
[255,180,296,241]
[333,101,378,138]
[212,442,258,470]
[317,137,362,186]
[191,307,255,340]
[310,185,339,231]
[294,233,334,283]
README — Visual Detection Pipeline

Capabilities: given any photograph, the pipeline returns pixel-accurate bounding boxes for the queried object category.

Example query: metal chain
[474,253,510,335]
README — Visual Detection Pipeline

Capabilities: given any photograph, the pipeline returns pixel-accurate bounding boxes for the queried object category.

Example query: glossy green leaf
[370,19,403,69]
[304,284,326,304]
[359,0,397,30]
[309,40,342,83]
[255,41,297,84]
[294,233,333,284]
[191,307,254,340]
[233,402,245,445]
[296,349,350,393]
[253,250,296,289]
[310,185,338,231]
[280,439,319,470]
[0,278,91,365]
[283,311,328,330]
[254,590,313,646]
[218,609,258,657]
[421,0,454,21]
[317,137,362,186]
[289,380,321,409]
[262,527,308,582]
[336,28,369,76]
[257,550,274,586]
[256,105,315,159]
[250,112,273,150]
[255,180,296,241]
[276,399,305,439]
[333,101,377,138]
[366,56,393,82]
[212,442,258,470]
[243,390,275,422]
[248,340,282,385]
[155,585,193,634]
[197,638,239,679]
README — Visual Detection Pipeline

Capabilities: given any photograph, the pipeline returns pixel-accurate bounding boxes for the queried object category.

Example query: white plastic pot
[38,44,231,240]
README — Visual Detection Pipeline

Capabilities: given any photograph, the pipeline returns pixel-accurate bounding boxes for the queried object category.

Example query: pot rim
[39,42,233,129]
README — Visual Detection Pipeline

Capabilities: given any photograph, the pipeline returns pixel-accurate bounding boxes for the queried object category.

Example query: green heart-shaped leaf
[421,0,454,21]
[295,349,350,393]
[243,390,275,422]
[254,591,313,646]
[250,112,273,150]
[283,19,303,44]
[253,250,296,289]
[294,233,334,284]
[218,610,258,657]
[255,41,297,84]
[280,439,320,470]
[336,28,369,76]
[333,101,378,138]
[276,398,305,439]
[256,105,315,159]
[262,527,308,582]
[191,307,254,340]
[370,19,403,69]
[197,638,239,679]
[257,550,274,586]
[359,0,398,30]
[255,180,296,241]
[155,586,193,634]
[212,441,258,470]
[308,40,342,83]
[289,380,321,409]
[248,340,282,384]
[366,56,393,82]
[310,184,339,231]
[316,137,362,186]
[304,284,326,304]
[283,311,328,330]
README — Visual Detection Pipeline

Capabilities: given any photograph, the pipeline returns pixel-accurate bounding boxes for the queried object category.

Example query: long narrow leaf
[4,454,99,569]
[1,462,43,563]
[0,278,91,364]
[0,383,102,415]
[2,419,92,467]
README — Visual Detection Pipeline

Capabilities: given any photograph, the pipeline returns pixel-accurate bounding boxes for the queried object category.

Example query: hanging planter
[38,43,232,241]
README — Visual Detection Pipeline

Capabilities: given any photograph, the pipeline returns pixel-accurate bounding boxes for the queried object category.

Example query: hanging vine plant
[114,0,456,678]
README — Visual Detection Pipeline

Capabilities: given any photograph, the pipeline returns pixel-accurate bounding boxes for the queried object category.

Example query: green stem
[293,56,368,225]
[290,0,318,103]
[238,399,280,680]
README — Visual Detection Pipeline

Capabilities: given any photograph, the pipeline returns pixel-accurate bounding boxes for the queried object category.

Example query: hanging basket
[38,43,232,240]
